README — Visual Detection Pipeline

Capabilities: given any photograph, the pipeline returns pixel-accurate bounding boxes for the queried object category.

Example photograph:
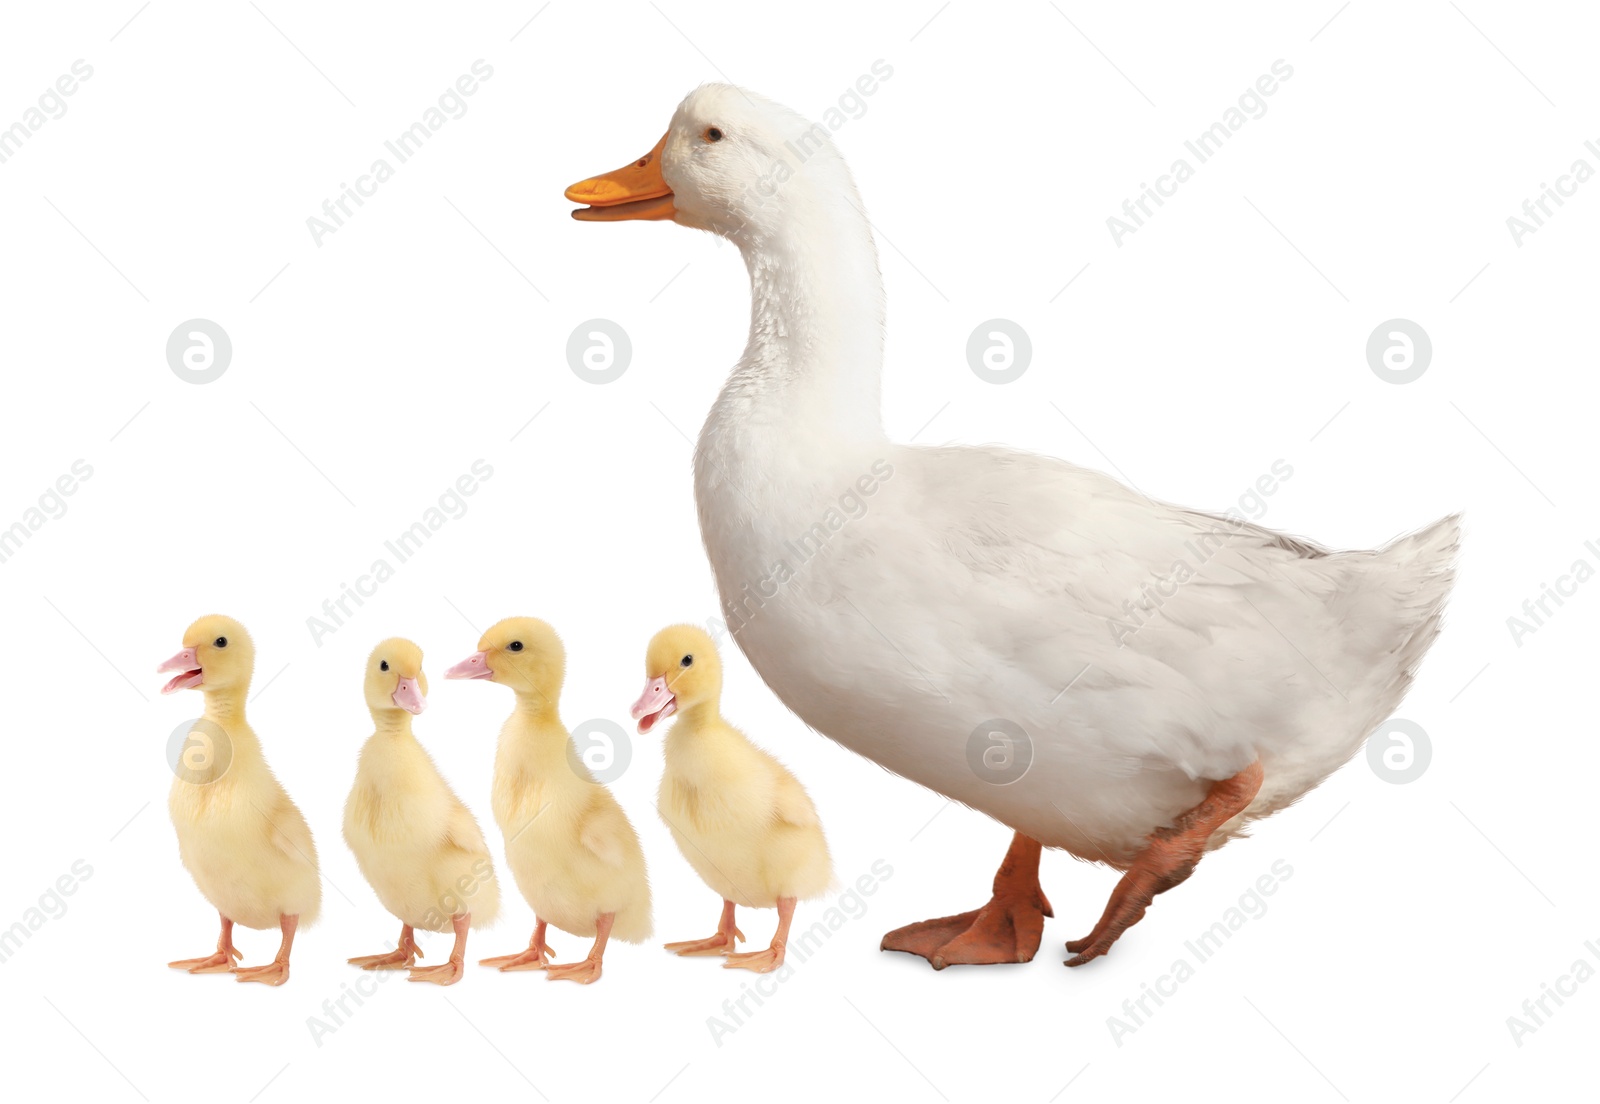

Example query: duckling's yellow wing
[442,797,492,858]
[577,794,630,869]
[770,764,820,829]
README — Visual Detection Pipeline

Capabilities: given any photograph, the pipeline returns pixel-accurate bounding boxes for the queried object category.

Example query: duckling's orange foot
[233,914,298,985]
[348,948,419,970]
[881,833,1051,969]
[482,947,554,971]
[545,914,612,984]
[410,913,470,984]
[724,945,786,973]
[171,914,242,973]
[483,920,555,971]
[667,899,745,956]
[168,946,242,974]
[232,961,290,986]
[352,924,422,970]
[664,929,744,956]
[408,960,464,985]
[545,957,602,984]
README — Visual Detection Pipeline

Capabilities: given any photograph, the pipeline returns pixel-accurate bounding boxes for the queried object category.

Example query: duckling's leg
[233,914,298,986]
[724,897,795,974]
[546,913,613,984]
[482,918,556,971]
[348,923,423,969]
[880,833,1051,969]
[168,912,243,973]
[665,899,746,956]
[409,913,469,985]
[1065,761,1263,967]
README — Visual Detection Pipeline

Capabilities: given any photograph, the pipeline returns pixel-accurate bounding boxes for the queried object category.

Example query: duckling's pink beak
[158,647,203,694]
[392,676,426,715]
[631,677,676,735]
[445,652,493,681]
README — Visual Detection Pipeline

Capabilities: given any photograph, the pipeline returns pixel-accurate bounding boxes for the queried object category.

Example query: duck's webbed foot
[881,833,1051,969]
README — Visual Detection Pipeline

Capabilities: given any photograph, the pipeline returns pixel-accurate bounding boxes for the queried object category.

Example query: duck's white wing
[845,444,1356,781]
[721,439,1452,857]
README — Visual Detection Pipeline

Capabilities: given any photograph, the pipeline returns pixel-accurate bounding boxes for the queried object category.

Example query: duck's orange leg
[169,912,243,973]
[482,918,556,971]
[233,914,298,986]
[349,923,423,969]
[409,913,469,985]
[1065,761,1263,967]
[881,832,1052,969]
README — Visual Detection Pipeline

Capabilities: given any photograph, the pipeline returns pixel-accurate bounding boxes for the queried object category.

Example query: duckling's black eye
[380,660,389,672]
[214,636,227,648]
[681,654,693,668]
[508,641,524,653]
[704,127,723,143]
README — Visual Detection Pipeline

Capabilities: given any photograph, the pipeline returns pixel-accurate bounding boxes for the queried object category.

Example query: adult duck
[566,85,1459,969]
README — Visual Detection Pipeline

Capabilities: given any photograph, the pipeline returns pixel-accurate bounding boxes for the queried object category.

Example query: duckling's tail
[1375,512,1463,692]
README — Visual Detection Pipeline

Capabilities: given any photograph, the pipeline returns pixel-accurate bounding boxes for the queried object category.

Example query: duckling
[343,639,500,986]
[158,615,320,985]
[632,625,832,973]
[446,618,651,984]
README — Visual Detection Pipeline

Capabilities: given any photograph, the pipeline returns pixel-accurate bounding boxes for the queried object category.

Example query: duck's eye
[509,641,524,653]
[380,660,389,672]
[681,654,693,668]
[214,636,227,648]
[704,127,723,143]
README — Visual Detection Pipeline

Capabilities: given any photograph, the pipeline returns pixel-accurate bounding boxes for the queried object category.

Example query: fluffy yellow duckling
[446,617,651,984]
[632,626,832,973]
[158,615,320,985]
[343,638,500,986]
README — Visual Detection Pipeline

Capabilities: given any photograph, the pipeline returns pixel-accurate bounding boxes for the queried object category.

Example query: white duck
[566,86,1460,969]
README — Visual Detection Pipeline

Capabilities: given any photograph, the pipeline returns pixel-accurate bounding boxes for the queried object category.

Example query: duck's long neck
[718,202,888,444]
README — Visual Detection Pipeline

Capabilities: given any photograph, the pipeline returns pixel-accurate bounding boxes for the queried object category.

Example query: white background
[0,2,1592,1101]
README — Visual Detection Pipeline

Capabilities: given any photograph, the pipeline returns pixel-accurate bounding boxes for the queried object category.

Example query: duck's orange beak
[565,132,675,222]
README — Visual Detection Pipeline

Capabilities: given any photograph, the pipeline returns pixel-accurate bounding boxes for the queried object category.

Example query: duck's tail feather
[1385,512,1461,636]
[1369,512,1462,708]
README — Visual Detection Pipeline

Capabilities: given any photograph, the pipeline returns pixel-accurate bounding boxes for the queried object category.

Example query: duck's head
[158,614,253,696]
[632,624,721,735]
[565,83,857,242]
[365,637,427,717]
[446,617,565,700]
